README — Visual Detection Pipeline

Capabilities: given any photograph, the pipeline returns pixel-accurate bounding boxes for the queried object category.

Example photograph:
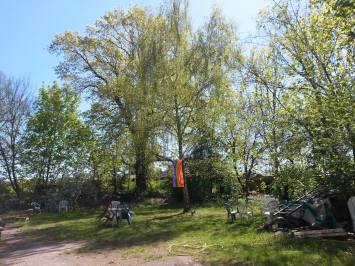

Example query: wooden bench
[14,209,32,225]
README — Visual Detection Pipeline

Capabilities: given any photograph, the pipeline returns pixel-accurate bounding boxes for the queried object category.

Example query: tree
[223,90,266,195]
[47,4,168,193]
[23,82,92,194]
[156,0,239,211]
[45,172,98,209]
[0,71,32,198]
[238,47,313,198]
[253,0,355,192]
[47,0,239,212]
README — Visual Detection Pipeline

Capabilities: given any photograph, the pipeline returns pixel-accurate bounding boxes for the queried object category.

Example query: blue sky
[0,0,267,110]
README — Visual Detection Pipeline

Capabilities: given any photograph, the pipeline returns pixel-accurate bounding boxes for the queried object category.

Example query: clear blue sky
[0,0,267,110]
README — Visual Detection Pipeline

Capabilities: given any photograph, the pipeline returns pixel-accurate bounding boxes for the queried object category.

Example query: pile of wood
[293,228,347,239]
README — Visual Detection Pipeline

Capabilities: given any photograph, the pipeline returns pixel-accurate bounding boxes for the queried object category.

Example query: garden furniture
[14,209,32,225]
[224,203,239,223]
[96,201,120,226]
[45,200,56,212]
[238,205,253,224]
[279,199,288,209]
[260,200,278,223]
[348,197,355,230]
[116,202,137,227]
[59,200,68,213]
[31,202,41,214]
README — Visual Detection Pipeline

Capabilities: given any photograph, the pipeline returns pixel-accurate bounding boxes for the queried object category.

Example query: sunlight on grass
[19,202,355,265]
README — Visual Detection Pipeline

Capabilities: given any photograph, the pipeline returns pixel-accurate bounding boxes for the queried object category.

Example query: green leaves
[22,83,92,187]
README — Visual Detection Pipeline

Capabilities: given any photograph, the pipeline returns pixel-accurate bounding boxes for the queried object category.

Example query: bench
[14,209,32,225]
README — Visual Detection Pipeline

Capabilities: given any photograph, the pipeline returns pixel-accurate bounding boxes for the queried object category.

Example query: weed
[72,246,94,254]
[144,254,162,262]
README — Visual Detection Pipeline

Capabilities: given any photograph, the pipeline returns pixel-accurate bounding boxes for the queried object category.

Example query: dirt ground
[0,225,204,266]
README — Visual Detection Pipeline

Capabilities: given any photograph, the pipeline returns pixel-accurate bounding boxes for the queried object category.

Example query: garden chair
[116,202,137,227]
[31,202,41,214]
[224,203,239,223]
[279,199,288,209]
[45,200,56,212]
[348,197,355,230]
[58,200,68,213]
[238,205,254,224]
[96,201,120,226]
[264,198,276,206]
[108,201,120,227]
[260,200,278,223]
[96,202,112,226]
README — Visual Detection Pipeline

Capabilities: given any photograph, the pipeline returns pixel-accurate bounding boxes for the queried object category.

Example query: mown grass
[15,202,355,265]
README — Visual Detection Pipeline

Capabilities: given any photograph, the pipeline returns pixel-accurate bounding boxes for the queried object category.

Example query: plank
[293,228,347,238]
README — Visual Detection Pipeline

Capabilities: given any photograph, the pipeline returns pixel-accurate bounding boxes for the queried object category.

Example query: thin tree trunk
[135,146,147,192]
[173,93,191,212]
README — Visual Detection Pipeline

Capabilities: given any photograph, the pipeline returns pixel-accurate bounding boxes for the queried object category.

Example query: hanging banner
[172,160,184,187]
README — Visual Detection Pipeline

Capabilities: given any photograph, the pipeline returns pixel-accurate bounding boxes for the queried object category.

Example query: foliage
[235,0,355,193]
[0,178,12,202]
[223,91,266,194]
[2,0,355,201]
[47,4,168,193]
[47,0,239,211]
[22,82,93,194]
[45,172,98,208]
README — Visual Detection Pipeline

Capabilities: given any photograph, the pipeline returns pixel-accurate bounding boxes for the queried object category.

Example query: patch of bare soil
[0,225,204,266]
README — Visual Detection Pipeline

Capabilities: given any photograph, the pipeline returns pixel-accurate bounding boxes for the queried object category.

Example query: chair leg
[239,213,242,224]
[231,213,235,223]
[248,215,250,224]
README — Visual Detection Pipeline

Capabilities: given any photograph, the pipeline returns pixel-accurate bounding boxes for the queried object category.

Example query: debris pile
[257,187,355,241]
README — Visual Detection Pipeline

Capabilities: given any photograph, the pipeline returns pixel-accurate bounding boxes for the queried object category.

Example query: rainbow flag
[172,160,184,187]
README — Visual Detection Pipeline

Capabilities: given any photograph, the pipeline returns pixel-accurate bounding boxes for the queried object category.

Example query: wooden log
[293,228,347,238]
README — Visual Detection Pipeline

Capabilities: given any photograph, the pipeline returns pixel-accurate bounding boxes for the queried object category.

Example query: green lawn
[12,202,355,265]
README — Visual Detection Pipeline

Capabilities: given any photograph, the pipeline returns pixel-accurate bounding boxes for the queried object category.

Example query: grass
[14,202,355,266]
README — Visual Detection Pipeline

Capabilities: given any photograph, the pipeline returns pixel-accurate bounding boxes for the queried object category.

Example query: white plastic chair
[108,201,120,227]
[31,202,41,214]
[260,200,278,223]
[348,197,355,230]
[58,200,68,213]
[264,198,276,206]
[238,205,253,224]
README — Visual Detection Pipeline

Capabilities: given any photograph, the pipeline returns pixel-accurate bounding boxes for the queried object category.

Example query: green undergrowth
[19,202,355,266]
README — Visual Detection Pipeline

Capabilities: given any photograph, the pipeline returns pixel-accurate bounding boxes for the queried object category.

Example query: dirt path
[0,225,204,266]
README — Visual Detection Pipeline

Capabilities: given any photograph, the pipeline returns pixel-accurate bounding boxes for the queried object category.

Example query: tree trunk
[135,147,147,192]
[178,128,190,213]
[181,159,190,212]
